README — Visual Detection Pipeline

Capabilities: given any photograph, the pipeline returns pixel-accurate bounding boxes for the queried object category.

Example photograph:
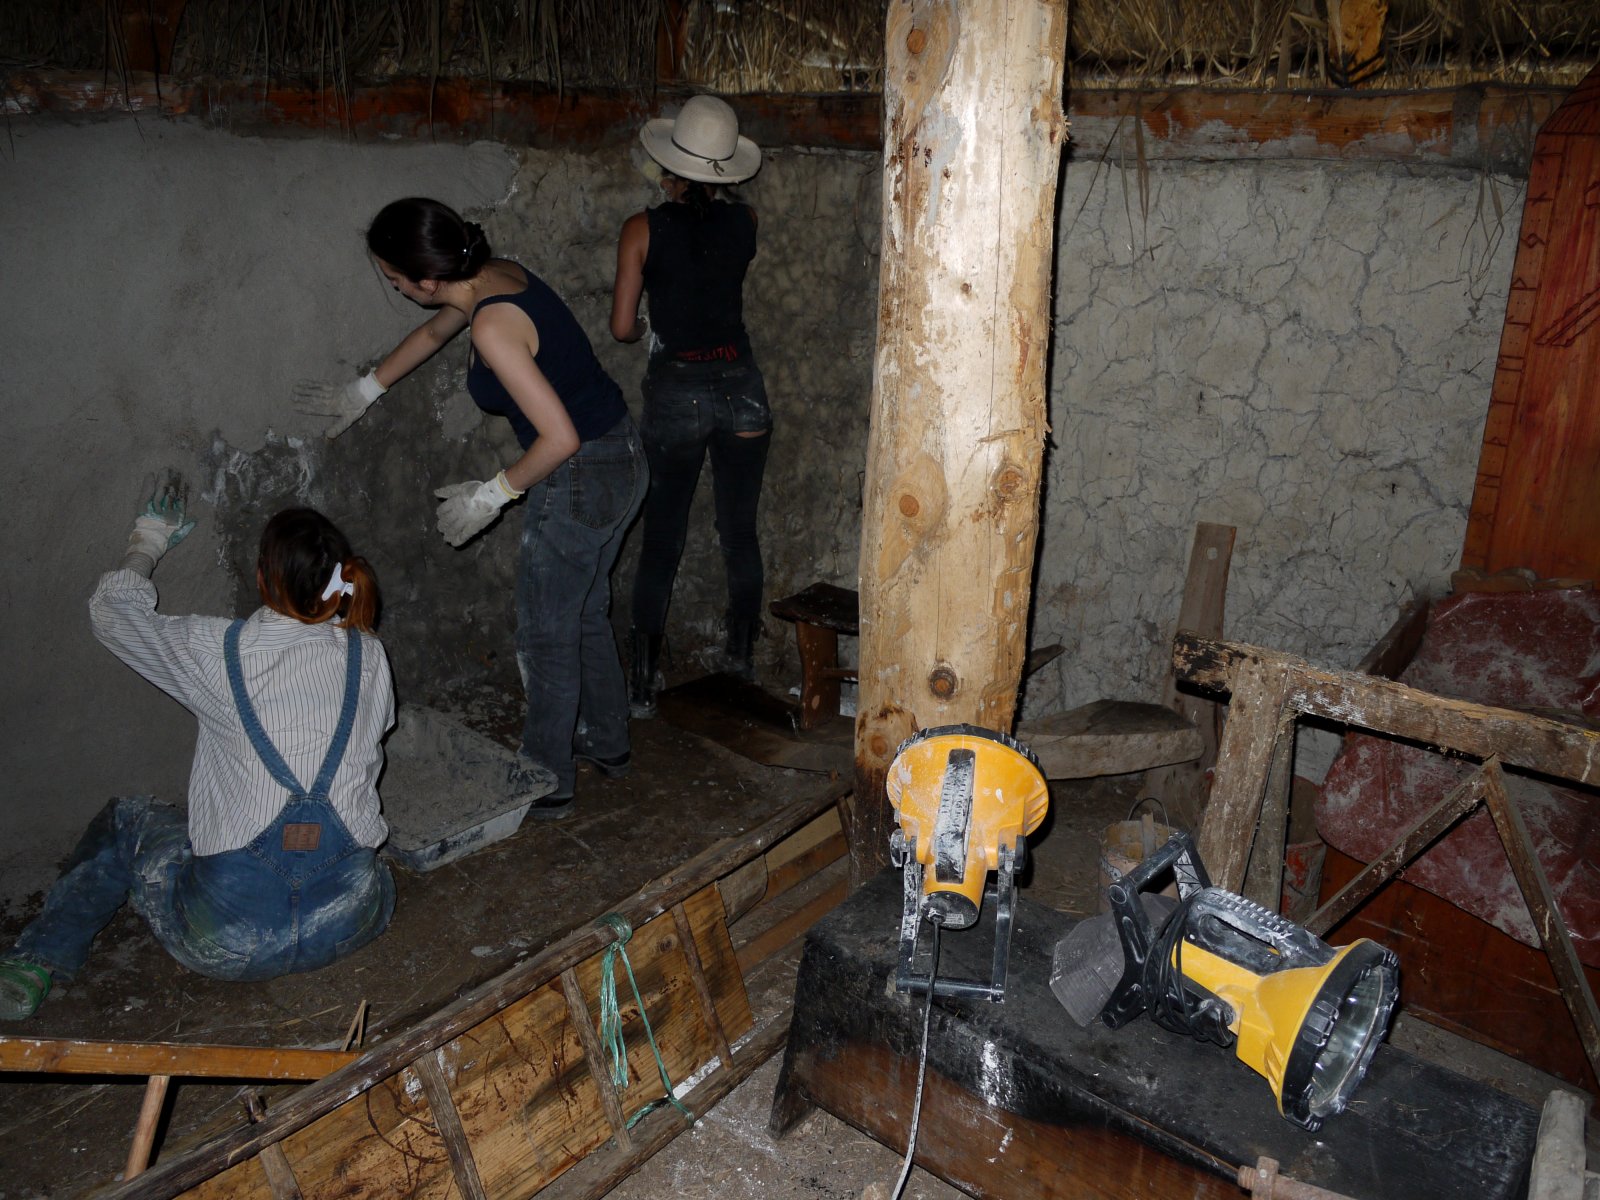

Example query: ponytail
[257,509,382,634]
[334,556,380,634]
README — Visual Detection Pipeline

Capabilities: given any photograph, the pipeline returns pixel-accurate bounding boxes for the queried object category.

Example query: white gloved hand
[123,472,197,577]
[434,471,523,548]
[293,371,387,439]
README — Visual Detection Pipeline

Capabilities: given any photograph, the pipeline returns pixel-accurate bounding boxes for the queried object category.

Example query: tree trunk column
[851,0,1068,883]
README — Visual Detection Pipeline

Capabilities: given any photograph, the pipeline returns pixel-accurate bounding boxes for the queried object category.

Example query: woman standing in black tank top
[294,198,646,819]
[610,96,772,719]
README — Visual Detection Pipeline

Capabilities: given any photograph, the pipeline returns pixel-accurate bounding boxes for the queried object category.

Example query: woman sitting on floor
[0,485,396,1019]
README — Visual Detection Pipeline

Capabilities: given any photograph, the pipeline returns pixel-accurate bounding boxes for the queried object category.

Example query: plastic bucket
[1097,811,1179,913]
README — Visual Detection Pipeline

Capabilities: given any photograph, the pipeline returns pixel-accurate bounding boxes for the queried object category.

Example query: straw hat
[639,95,762,184]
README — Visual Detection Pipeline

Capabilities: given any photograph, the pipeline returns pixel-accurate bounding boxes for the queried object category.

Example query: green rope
[595,912,696,1129]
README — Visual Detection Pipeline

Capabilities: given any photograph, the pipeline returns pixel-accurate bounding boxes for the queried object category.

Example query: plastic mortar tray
[379,704,556,872]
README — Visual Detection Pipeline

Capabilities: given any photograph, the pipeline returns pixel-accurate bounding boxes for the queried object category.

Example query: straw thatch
[1,0,1595,93]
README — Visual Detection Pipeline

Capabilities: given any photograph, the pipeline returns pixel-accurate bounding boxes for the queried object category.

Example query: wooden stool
[769,583,859,730]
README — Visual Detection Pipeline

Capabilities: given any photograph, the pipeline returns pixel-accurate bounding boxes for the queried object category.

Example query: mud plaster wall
[0,122,517,910]
[0,117,1518,911]
[1025,158,1522,746]
[0,123,880,911]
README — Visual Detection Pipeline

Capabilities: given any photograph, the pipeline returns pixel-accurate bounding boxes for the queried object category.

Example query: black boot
[723,617,758,683]
[629,630,663,719]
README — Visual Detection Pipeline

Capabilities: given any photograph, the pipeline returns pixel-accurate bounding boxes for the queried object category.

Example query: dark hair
[664,175,716,220]
[257,509,380,634]
[366,197,491,283]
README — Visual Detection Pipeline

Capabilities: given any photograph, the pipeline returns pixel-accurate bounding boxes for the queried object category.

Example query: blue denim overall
[11,623,394,982]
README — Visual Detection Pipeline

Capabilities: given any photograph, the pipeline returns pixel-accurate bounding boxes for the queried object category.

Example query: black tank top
[467,266,626,449]
[643,201,757,364]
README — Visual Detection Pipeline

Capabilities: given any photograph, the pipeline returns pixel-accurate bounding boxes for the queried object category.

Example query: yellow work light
[1054,831,1399,1130]
[886,725,1050,1001]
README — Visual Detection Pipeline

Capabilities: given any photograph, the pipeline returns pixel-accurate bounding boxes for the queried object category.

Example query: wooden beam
[1196,656,1293,893]
[410,1050,489,1200]
[852,0,1067,881]
[1305,764,1490,937]
[559,967,634,1152]
[1328,0,1389,88]
[1145,522,1236,827]
[1480,764,1600,1086]
[243,1095,304,1200]
[1174,633,1600,788]
[0,1037,356,1080]
[1,72,1564,171]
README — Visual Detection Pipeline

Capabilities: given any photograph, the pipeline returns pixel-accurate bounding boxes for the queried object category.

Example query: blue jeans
[631,357,772,636]
[13,795,394,981]
[516,417,648,795]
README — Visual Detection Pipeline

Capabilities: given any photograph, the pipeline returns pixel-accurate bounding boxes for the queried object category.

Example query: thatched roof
[2,0,1595,95]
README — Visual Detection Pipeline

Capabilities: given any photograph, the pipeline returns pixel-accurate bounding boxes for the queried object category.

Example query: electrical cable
[1143,894,1232,1049]
[888,920,941,1200]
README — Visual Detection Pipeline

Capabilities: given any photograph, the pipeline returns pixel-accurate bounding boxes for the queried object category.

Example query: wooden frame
[1174,633,1600,1087]
[2,780,850,1200]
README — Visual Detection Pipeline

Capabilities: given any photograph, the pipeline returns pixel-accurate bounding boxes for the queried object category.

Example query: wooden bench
[770,582,861,731]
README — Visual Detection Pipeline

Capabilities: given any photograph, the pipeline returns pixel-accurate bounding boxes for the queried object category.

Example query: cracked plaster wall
[1026,158,1522,726]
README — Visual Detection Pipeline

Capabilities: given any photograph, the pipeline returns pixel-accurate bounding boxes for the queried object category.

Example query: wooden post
[851,0,1068,883]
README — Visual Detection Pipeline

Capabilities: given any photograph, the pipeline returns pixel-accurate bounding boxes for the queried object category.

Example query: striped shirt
[89,569,393,855]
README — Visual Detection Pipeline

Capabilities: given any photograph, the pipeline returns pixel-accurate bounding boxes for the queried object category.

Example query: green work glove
[123,472,196,577]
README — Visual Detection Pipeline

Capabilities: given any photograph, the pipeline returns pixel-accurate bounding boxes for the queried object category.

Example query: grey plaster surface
[0,120,514,909]
[1026,157,1521,720]
[2,113,1523,913]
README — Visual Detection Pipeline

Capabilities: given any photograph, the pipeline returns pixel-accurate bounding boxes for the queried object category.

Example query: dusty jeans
[515,416,648,796]
[12,794,393,981]
[631,357,772,636]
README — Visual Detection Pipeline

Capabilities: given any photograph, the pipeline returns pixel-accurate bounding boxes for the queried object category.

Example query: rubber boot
[629,630,663,719]
[723,618,758,683]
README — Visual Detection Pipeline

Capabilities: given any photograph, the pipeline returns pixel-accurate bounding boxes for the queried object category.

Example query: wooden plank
[0,1038,356,1080]
[1480,763,1600,1085]
[1305,765,1490,937]
[1173,633,1600,789]
[109,781,846,1200]
[410,1051,488,1200]
[1196,657,1293,893]
[560,968,633,1152]
[1241,707,1296,911]
[763,830,847,903]
[1145,522,1236,828]
[1463,63,1600,581]
[1017,699,1202,779]
[735,878,851,976]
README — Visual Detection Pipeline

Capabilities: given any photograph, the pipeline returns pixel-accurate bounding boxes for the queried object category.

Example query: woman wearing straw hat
[611,94,769,718]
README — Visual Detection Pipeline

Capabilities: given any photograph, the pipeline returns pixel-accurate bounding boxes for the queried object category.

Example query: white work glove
[123,473,197,577]
[293,371,387,439]
[434,471,523,548]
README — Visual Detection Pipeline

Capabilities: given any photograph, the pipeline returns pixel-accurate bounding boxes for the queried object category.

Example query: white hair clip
[320,562,355,602]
